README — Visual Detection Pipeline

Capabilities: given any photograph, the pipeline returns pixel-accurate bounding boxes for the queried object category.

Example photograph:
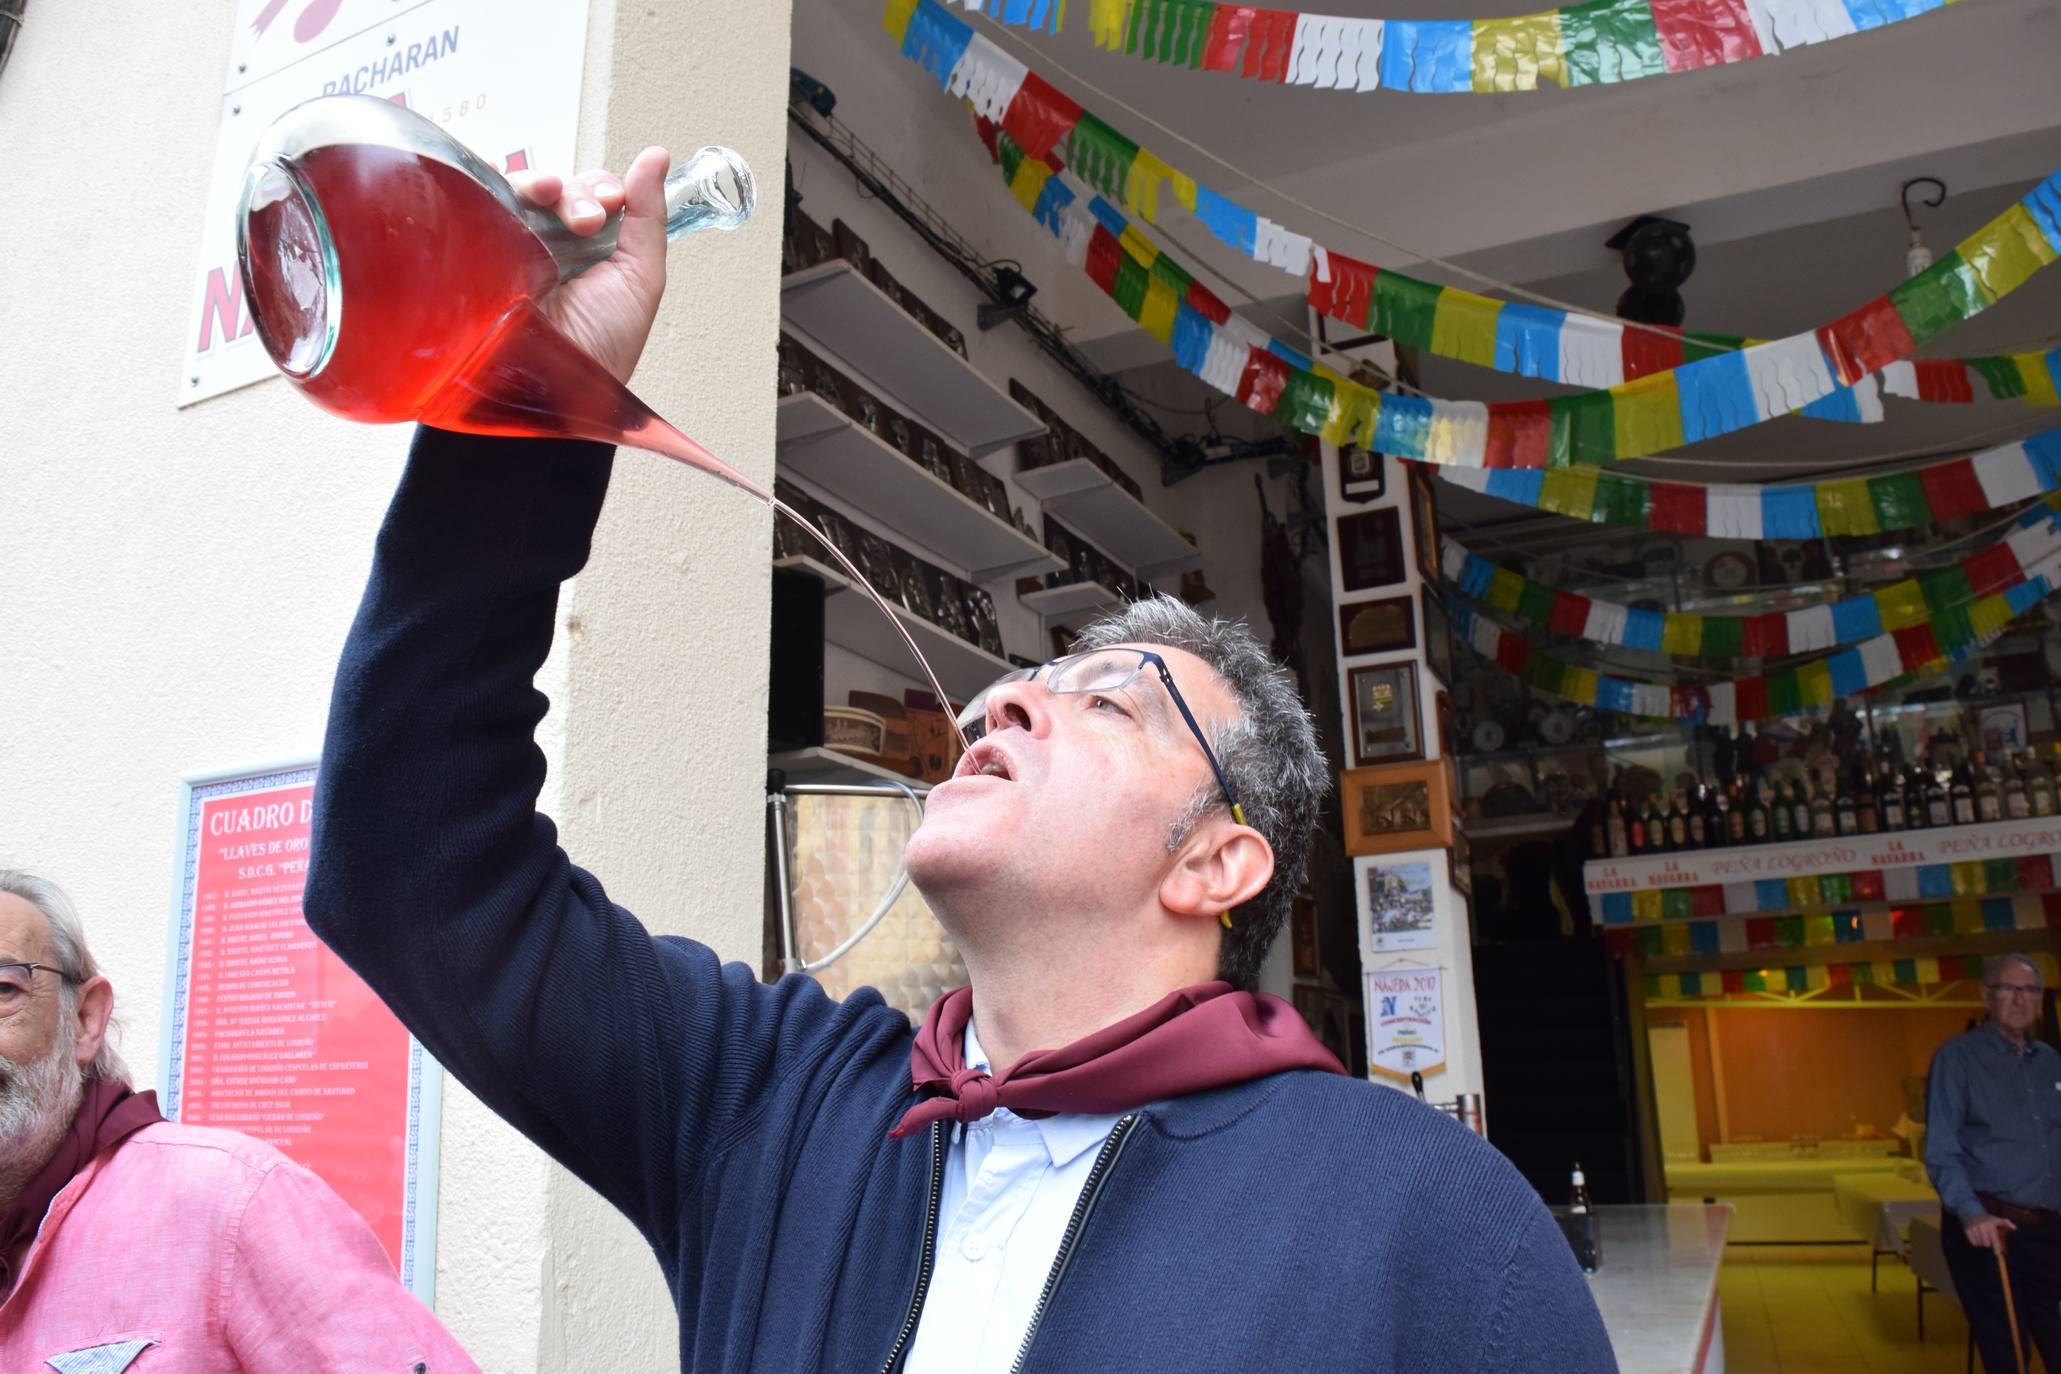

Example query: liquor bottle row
[1596,747,2061,858]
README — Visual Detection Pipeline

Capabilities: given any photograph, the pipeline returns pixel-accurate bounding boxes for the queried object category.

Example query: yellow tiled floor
[1722,1245,1980,1373]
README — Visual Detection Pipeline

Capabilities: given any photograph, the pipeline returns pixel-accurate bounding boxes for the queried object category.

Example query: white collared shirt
[901,1021,1125,1374]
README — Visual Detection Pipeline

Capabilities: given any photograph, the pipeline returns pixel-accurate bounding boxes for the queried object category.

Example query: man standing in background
[1925,952,2061,1372]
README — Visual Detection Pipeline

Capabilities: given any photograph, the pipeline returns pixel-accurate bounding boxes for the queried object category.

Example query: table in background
[1833,1170,1940,1290]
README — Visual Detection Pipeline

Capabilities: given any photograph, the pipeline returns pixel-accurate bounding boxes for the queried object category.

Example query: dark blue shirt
[303,427,1618,1372]
[1925,1023,2061,1222]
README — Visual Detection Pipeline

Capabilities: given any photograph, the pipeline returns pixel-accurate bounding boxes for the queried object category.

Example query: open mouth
[956,741,1015,782]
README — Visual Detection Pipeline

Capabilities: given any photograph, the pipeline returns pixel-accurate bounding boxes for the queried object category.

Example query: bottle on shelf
[2030,752,2055,819]
[1726,780,1749,845]
[1952,759,1978,827]
[1667,792,1690,851]
[1791,780,1814,840]
[1607,794,1629,858]
[1569,1163,1592,1216]
[1975,751,2003,824]
[1746,782,1771,843]
[1686,787,1708,849]
[1645,793,1670,854]
[1926,765,1951,829]
[1772,782,1796,842]
[1706,784,1729,849]
[1855,767,1879,835]
[1835,770,1859,837]
[1627,796,1648,855]
[1880,767,1906,832]
[2005,753,2031,821]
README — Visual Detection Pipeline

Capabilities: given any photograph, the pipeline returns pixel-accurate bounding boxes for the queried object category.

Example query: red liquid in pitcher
[244,138,973,748]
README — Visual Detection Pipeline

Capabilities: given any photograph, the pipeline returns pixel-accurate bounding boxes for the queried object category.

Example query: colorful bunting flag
[950,0,1966,98]
[1642,950,2059,1001]
[1439,510,2061,661]
[914,13,2061,431]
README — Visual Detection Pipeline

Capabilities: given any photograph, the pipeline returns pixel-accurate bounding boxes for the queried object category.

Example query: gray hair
[1984,952,2044,990]
[0,871,131,1086]
[1073,596,1328,990]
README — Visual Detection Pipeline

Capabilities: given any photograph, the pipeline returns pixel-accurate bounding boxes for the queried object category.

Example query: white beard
[0,1016,84,1200]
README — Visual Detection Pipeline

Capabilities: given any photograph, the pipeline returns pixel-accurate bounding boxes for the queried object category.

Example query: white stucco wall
[0,1,790,1369]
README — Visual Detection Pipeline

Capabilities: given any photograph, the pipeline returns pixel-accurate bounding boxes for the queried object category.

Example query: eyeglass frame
[0,962,77,1021]
[960,648,1247,828]
[1985,981,2044,1001]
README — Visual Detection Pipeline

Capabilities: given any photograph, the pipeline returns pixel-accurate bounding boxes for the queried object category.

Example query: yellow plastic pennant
[1324,382,1380,449]
[1661,613,1702,657]
[1088,0,1134,47]
[883,0,919,43]
[1560,667,1599,705]
[1786,877,1817,910]
[1805,964,1831,990]
[1662,923,1692,957]
[1486,567,1527,613]
[2024,354,2061,408]
[1430,290,1503,369]
[1138,275,1180,344]
[1612,372,1686,457]
[1009,158,1053,215]
[1951,862,1985,897]
[1123,149,1197,223]
[1951,898,1985,931]
[1471,12,1567,91]
[1815,479,1881,537]
[1804,914,1837,946]
[1875,579,1929,631]
[1797,659,1834,709]
[1915,957,1943,984]
[1956,204,2059,302]
[1539,465,1600,520]
[1117,225,1159,269]
[1632,889,1664,922]
[1968,592,2015,641]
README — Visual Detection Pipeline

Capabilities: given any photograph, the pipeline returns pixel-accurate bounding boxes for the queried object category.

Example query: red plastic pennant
[1186,279,1231,325]
[1483,401,1552,469]
[1963,542,2026,597]
[1246,8,1298,81]
[1648,482,1708,536]
[1084,225,1123,295]
[1890,906,1924,938]
[1000,72,1084,163]
[2042,892,2061,930]
[1815,296,1917,386]
[2020,855,2054,892]
[1720,968,1745,994]
[1734,677,1769,723]
[1202,5,1254,71]
[1913,360,1976,404]
[1745,916,1777,949]
[1621,323,1684,381]
[1494,630,1530,675]
[1741,613,1789,659]
[1850,870,1885,902]
[1649,0,1765,72]
[1690,886,1726,917]
[1308,250,1378,331]
[1918,458,1987,522]
[1826,962,1853,988]
[1237,346,1290,413]
[1893,622,1942,671]
[1549,591,1591,637]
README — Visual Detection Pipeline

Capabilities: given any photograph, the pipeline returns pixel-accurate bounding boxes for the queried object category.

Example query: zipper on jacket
[878,1121,948,1374]
[1006,1113,1141,1374]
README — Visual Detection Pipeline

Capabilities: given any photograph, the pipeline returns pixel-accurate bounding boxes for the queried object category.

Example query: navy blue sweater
[303,427,1618,1373]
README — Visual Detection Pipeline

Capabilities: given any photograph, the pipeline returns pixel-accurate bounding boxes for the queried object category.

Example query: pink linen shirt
[0,1120,477,1373]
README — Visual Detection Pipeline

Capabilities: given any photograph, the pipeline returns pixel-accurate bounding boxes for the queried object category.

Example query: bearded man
[302,151,1615,1372]
[0,870,478,1372]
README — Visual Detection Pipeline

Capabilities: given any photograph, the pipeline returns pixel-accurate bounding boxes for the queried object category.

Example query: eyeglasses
[1988,983,2043,1001]
[956,647,1246,826]
[0,963,74,1022]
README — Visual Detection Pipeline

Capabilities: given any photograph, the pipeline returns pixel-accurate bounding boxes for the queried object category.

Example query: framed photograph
[1338,595,1417,659]
[1978,702,2031,755]
[1337,507,1407,593]
[1348,663,1424,767]
[1363,859,1438,952]
[1341,761,1456,856]
[1406,460,1440,580]
[1448,827,1473,896]
[1420,587,1454,689]
[1363,964,1446,1084]
[1338,445,1387,505]
[1290,895,1319,979]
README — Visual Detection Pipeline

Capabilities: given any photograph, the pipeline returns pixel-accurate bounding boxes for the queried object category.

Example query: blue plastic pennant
[1172,303,1213,373]
[1493,305,1565,382]
[1829,596,1883,644]
[901,0,974,89]
[1379,19,1473,93]
[1761,485,1820,539]
[1483,469,1546,507]
[1826,648,1868,697]
[1621,608,1665,652]
[1194,185,1258,256]
[1675,352,1757,445]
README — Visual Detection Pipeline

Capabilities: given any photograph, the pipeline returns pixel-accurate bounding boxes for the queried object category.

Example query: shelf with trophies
[1008,380,1202,582]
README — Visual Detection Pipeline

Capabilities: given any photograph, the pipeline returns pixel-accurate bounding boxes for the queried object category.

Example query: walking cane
[1994,1231,2027,1374]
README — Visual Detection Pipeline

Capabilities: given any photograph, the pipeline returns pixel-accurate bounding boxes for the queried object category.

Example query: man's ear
[1159,818,1274,922]
[70,975,114,1072]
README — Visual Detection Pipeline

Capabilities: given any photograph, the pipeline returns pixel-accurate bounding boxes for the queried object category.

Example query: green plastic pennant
[1371,273,1441,349]
[1517,580,1557,626]
[1067,114,1141,203]
[1890,251,1990,344]
[1112,252,1150,319]
[1559,0,1666,87]
[1699,616,1743,659]
[1867,471,1929,531]
[1594,473,1649,526]
[1559,391,1616,463]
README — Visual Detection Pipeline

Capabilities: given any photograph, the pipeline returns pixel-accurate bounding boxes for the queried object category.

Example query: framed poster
[1338,445,1387,505]
[1342,761,1456,856]
[1338,595,1417,659]
[1363,965,1446,1083]
[1364,860,1437,952]
[161,760,442,1301]
[1406,460,1440,582]
[1349,663,1424,766]
[1291,895,1320,979]
[1420,587,1454,689]
[1978,702,2030,754]
[1337,507,1407,593]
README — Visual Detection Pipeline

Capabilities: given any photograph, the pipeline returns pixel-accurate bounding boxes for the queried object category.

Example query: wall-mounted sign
[1364,965,1445,1083]
[161,761,441,1300]
[1582,814,2061,894]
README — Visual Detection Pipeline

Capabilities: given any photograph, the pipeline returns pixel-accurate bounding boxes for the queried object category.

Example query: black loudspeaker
[768,567,825,752]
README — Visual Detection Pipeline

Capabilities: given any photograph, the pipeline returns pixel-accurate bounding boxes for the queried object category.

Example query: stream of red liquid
[246,141,972,750]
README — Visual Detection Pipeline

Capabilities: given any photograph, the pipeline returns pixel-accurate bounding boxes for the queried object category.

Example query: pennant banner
[1643,949,2061,1000]
[1441,544,2056,724]
[1440,504,2061,662]
[894,9,2061,436]
[1434,428,2061,535]
[1599,865,2061,928]
[953,0,1967,98]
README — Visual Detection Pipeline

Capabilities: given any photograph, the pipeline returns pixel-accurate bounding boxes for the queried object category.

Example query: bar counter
[1585,1204,1731,1374]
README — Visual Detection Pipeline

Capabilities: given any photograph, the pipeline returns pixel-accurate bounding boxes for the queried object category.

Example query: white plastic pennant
[1423,401,1490,466]
[946,35,1029,120]
[1859,633,1904,684]
[1707,682,1737,728]
[1557,315,1626,390]
[1975,443,2043,508]
[1706,486,1765,540]
[1753,0,1859,50]
[1199,328,1249,394]
[1582,600,1629,644]
[1784,604,1836,653]
[1879,360,1920,399]
[1254,219,1314,277]
[1743,334,1837,421]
